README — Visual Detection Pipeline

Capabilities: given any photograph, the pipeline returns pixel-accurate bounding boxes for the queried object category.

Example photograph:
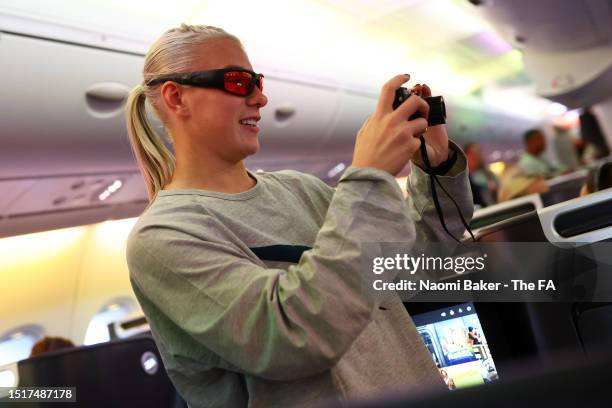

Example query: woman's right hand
[351,74,430,176]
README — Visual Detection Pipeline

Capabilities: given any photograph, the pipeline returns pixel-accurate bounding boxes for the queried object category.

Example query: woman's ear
[160,82,190,118]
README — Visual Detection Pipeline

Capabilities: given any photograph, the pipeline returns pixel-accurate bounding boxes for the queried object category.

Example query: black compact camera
[392,87,446,127]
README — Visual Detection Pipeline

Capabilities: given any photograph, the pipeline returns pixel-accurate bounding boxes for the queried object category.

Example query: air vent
[467,0,491,5]
[85,82,130,118]
[275,105,296,123]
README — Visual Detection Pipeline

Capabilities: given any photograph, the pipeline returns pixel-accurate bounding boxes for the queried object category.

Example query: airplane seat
[584,161,612,193]
[329,351,612,408]
[464,190,612,361]
[13,336,187,408]
[573,302,612,356]
[469,194,543,234]
[474,211,547,243]
[595,162,612,191]
[540,170,587,207]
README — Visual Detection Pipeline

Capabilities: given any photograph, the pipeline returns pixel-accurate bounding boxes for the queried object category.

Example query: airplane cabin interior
[1,0,612,407]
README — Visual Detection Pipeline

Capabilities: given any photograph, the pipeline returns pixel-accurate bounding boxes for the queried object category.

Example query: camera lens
[392,87,446,126]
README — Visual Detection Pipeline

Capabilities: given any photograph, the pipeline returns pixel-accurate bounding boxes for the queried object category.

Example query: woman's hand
[410,83,449,168]
[352,74,430,176]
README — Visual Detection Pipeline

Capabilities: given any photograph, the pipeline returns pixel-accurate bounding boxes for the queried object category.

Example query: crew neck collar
[157,171,262,201]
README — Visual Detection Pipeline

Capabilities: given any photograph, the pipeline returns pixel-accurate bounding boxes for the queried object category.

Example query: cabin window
[83,297,137,345]
[0,325,45,366]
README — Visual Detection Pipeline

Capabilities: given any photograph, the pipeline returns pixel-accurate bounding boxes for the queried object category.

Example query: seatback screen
[412,303,499,390]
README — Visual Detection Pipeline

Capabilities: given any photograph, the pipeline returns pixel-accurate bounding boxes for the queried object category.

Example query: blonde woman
[125,23,472,408]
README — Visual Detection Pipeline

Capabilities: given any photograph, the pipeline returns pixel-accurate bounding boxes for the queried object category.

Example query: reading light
[327,163,346,178]
[141,352,159,375]
[97,179,123,201]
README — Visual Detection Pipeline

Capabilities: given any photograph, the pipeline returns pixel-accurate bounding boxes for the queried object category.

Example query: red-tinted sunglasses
[146,68,264,96]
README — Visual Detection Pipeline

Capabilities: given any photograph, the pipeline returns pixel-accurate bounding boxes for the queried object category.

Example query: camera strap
[418,135,476,243]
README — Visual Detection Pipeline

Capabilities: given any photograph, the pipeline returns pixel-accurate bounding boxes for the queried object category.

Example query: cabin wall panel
[71,219,139,343]
[0,226,87,342]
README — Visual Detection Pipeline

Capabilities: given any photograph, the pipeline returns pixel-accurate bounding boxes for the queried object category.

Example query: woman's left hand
[411,83,449,168]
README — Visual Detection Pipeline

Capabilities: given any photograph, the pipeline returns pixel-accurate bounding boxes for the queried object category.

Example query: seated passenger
[124,24,473,407]
[580,162,612,196]
[30,336,75,357]
[497,163,549,202]
[464,142,499,207]
[551,125,580,171]
[580,107,610,162]
[518,129,565,179]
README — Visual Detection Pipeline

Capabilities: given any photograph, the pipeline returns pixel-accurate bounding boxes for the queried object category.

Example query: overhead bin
[0,32,144,178]
[256,77,341,159]
[0,32,149,236]
[469,0,612,108]
[523,46,612,108]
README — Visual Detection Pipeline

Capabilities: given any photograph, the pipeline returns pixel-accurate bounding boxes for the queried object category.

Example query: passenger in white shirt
[518,129,564,179]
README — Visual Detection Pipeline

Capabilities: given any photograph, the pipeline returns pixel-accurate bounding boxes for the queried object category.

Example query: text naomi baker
[373,279,503,291]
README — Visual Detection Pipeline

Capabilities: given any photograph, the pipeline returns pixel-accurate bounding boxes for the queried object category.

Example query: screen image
[412,303,499,390]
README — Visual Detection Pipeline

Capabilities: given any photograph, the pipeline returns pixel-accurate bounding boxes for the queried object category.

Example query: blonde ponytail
[125,84,175,201]
[125,24,242,202]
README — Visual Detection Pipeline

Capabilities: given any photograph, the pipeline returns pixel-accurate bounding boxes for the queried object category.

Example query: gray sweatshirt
[126,145,473,408]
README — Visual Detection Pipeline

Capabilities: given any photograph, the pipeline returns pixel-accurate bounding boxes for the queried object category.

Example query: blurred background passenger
[464,142,499,207]
[580,107,610,164]
[497,163,549,202]
[551,125,580,171]
[580,162,612,196]
[518,129,564,178]
[30,336,75,357]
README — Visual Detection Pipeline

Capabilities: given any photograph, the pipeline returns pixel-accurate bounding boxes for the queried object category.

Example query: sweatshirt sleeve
[127,167,416,381]
[404,140,474,242]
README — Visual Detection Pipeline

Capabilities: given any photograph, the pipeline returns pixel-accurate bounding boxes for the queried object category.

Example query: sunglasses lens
[224,71,254,95]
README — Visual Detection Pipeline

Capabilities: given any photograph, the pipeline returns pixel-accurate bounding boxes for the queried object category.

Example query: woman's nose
[247,87,268,108]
